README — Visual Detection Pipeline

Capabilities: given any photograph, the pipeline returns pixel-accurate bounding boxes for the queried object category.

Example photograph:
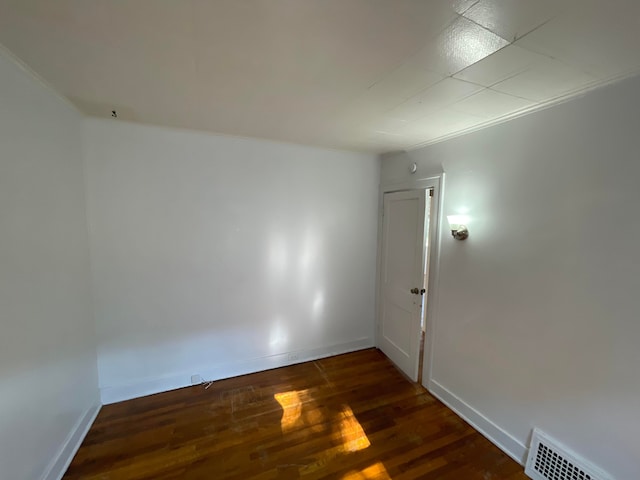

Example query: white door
[379,190,426,381]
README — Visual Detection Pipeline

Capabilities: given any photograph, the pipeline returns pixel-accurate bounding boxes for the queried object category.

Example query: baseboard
[427,379,528,465]
[100,337,374,404]
[40,399,102,480]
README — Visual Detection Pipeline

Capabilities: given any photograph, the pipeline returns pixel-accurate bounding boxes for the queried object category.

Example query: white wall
[83,119,380,403]
[0,51,99,480]
[381,75,640,479]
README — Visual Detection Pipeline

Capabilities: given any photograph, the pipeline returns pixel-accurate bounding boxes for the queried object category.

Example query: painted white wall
[0,51,100,480]
[381,75,640,479]
[83,119,379,403]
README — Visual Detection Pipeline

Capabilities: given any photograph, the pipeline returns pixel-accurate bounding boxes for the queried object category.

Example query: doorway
[377,185,437,383]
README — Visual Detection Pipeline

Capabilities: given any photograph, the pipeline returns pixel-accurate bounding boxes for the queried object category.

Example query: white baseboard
[427,379,528,465]
[100,337,374,405]
[40,399,102,480]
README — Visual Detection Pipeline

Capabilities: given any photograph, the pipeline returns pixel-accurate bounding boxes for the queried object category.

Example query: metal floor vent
[525,429,612,480]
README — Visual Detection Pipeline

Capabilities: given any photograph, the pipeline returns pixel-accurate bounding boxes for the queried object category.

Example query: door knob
[410,287,420,294]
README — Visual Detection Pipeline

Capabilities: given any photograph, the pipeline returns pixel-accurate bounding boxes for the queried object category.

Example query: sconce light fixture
[447,215,469,240]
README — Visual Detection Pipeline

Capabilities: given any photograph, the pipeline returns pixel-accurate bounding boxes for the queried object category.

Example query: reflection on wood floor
[64,348,528,479]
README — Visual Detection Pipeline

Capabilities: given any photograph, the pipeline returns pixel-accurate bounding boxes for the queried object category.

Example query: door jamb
[375,174,444,388]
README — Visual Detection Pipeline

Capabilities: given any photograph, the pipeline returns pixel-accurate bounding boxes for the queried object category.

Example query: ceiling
[0,0,639,153]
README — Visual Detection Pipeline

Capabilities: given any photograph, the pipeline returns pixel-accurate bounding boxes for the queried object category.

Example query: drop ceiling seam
[405,67,640,152]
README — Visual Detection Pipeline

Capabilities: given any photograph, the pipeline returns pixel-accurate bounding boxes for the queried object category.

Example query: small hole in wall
[111,110,118,118]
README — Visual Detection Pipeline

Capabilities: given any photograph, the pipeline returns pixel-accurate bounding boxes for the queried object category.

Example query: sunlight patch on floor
[275,389,306,432]
[342,461,391,479]
[335,405,370,452]
[274,396,373,475]
[274,389,326,434]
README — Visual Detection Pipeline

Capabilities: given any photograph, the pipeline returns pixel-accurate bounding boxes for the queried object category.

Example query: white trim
[428,379,528,465]
[40,400,102,480]
[379,176,442,193]
[422,175,443,387]
[100,338,373,404]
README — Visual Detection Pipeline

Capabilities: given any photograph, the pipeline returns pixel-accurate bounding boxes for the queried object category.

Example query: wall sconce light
[447,215,469,240]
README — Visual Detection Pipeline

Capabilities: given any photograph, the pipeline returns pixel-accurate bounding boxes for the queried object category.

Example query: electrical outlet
[287,352,299,362]
[191,374,202,385]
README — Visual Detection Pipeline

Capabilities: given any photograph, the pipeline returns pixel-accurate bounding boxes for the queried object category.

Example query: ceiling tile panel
[491,57,597,102]
[516,1,640,79]
[367,130,412,145]
[452,0,481,15]
[451,88,535,119]
[370,117,412,135]
[388,78,484,122]
[352,62,445,115]
[453,44,549,87]
[414,16,510,76]
[400,108,485,141]
[462,0,561,42]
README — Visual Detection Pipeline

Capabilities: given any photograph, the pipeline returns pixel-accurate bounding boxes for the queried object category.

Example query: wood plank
[64,349,528,480]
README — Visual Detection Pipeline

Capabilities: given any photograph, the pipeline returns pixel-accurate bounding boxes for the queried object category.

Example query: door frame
[375,174,444,388]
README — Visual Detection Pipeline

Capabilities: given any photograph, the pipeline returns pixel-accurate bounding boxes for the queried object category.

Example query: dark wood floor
[64,349,528,479]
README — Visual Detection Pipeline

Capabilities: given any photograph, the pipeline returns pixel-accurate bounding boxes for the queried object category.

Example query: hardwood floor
[64,349,528,479]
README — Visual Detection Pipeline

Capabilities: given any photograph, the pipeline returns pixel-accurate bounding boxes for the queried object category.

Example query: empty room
[1,1,639,479]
